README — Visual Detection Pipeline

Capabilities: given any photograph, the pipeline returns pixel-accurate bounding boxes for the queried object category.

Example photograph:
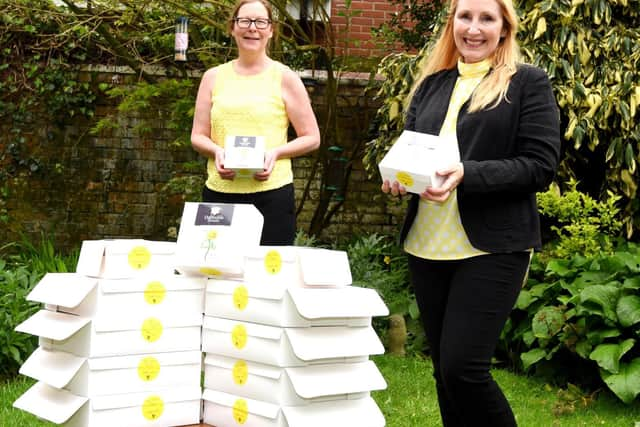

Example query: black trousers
[202,183,296,246]
[408,252,530,427]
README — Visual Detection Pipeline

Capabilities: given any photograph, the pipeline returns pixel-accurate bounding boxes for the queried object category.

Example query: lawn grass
[2,355,638,427]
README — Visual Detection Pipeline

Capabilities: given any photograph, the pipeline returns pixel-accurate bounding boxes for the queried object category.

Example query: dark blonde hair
[227,0,278,39]
[411,0,521,112]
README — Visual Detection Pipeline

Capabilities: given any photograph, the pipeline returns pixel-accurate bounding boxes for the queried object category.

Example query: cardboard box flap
[13,381,88,424]
[204,354,282,380]
[206,279,287,300]
[92,311,203,332]
[282,396,385,427]
[203,317,283,340]
[91,386,201,411]
[19,347,85,389]
[27,273,97,308]
[286,360,386,399]
[202,389,280,420]
[100,275,206,293]
[288,287,389,319]
[244,246,299,263]
[297,248,352,287]
[102,239,175,256]
[286,326,384,361]
[87,350,202,371]
[16,310,90,341]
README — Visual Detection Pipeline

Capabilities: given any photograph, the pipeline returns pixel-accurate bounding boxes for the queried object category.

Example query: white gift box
[26,272,205,321]
[174,202,263,278]
[16,309,202,358]
[202,390,386,427]
[378,130,460,193]
[20,348,202,397]
[205,279,388,327]
[75,240,176,279]
[224,135,266,178]
[14,382,201,427]
[243,246,353,288]
[201,317,384,367]
[203,354,386,405]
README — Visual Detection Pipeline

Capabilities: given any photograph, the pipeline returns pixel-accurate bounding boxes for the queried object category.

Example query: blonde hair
[410,0,521,112]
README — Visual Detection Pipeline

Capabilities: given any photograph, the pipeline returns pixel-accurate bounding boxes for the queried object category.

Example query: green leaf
[576,340,593,359]
[601,358,640,404]
[587,328,622,345]
[579,285,621,323]
[623,277,640,290]
[546,259,573,277]
[617,295,640,328]
[532,306,565,339]
[516,290,536,310]
[521,348,547,370]
[589,339,635,373]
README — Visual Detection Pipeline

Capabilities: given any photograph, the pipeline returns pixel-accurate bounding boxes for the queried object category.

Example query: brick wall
[330,0,402,56]
[0,66,403,252]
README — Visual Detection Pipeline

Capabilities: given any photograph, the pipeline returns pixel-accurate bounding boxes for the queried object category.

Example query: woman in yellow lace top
[382,0,560,425]
[191,0,320,245]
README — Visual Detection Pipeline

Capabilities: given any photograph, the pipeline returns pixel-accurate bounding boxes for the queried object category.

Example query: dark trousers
[202,183,296,246]
[408,252,530,427]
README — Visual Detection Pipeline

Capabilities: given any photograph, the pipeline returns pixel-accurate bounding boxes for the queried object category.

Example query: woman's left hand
[420,162,464,202]
[254,150,277,181]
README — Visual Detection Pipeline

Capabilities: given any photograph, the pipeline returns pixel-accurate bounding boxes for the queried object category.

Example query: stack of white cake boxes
[12,239,205,427]
[200,245,390,427]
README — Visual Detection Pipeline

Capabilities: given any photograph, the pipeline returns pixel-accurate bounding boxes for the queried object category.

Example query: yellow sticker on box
[264,250,282,275]
[232,398,249,425]
[232,360,248,385]
[142,395,164,421]
[396,171,414,188]
[232,285,249,311]
[144,281,166,305]
[128,246,151,270]
[138,356,161,382]
[141,318,163,343]
[200,267,222,276]
[231,324,248,350]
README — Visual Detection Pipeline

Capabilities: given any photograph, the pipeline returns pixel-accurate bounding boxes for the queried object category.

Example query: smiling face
[453,0,506,63]
[231,1,273,54]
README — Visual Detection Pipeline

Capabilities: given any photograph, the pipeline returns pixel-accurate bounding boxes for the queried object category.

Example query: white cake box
[14,382,201,427]
[205,279,388,327]
[202,390,386,427]
[224,135,266,178]
[75,239,176,279]
[174,202,263,278]
[20,347,202,397]
[203,354,386,405]
[15,309,202,358]
[378,130,460,193]
[201,317,384,367]
[243,246,353,288]
[26,272,205,320]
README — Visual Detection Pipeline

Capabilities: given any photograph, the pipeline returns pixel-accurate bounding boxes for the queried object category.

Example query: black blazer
[399,64,561,252]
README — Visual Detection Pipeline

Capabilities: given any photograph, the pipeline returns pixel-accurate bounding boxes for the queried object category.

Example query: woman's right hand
[381,179,407,197]
[213,145,235,180]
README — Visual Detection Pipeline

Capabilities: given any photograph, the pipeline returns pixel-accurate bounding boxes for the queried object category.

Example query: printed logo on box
[195,204,234,226]
[234,136,257,148]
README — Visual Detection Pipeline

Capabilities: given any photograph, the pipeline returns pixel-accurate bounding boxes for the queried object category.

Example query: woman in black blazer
[382,0,560,425]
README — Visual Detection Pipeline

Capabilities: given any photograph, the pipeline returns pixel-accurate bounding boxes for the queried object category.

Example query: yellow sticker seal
[207,230,218,240]
[231,324,248,350]
[232,285,249,311]
[264,250,282,275]
[138,356,161,382]
[144,281,166,305]
[396,171,414,188]
[142,395,164,421]
[141,318,163,343]
[232,360,249,385]
[232,398,249,425]
[128,246,151,270]
[199,267,222,277]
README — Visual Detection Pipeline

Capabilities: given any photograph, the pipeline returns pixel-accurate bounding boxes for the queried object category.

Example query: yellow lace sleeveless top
[206,60,291,193]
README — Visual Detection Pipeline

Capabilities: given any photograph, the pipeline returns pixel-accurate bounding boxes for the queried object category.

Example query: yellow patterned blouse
[205,60,291,193]
[404,59,491,260]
